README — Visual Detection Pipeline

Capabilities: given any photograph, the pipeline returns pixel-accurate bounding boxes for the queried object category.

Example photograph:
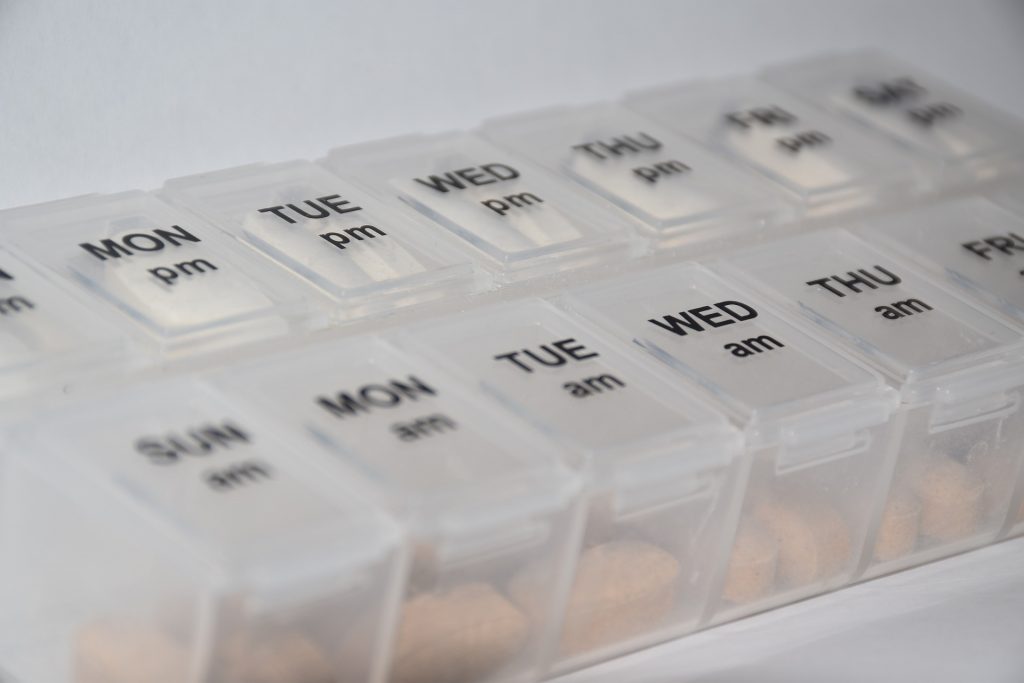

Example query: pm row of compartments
[1,50,1023,391]
[2,231,1024,683]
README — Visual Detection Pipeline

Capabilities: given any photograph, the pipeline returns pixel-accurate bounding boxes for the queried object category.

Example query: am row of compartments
[3,222,1024,683]
[1,50,1023,400]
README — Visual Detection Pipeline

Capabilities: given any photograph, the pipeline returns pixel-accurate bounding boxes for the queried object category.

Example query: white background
[1,0,1023,210]
[3,1,1024,680]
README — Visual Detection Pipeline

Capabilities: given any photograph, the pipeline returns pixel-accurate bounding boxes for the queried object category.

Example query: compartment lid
[0,249,129,396]
[161,161,484,315]
[394,298,743,489]
[855,196,1024,323]
[480,103,791,238]
[322,133,641,281]
[12,378,400,575]
[625,76,923,208]
[0,192,321,354]
[719,229,1024,404]
[763,50,1024,177]
[559,263,894,449]
[209,334,581,536]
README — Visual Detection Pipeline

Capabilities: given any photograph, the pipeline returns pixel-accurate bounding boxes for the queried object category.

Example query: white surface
[3,1,1024,679]
[2,0,1024,211]
[557,537,1024,683]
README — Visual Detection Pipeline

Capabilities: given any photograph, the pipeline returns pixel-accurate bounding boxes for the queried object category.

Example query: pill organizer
[1,51,1024,683]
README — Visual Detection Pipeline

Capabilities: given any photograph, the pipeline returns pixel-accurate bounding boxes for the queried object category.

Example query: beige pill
[754,499,851,587]
[721,521,779,604]
[75,620,188,683]
[509,540,680,657]
[390,582,529,683]
[913,457,985,542]
[872,489,921,563]
[219,631,333,683]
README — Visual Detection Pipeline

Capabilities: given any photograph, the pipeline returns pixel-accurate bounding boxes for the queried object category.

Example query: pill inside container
[210,335,584,683]
[0,379,406,683]
[720,229,1024,576]
[395,299,744,671]
[560,263,899,625]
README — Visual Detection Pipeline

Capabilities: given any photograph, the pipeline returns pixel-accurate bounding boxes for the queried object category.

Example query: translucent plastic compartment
[855,197,1024,325]
[209,336,583,683]
[161,161,487,320]
[559,264,898,625]
[625,77,925,216]
[0,379,406,683]
[322,133,643,282]
[720,230,1024,575]
[393,299,745,671]
[0,249,131,400]
[0,192,324,357]
[479,104,793,248]
[763,51,1024,186]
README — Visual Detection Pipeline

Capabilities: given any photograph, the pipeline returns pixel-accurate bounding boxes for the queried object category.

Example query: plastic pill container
[209,335,584,683]
[560,263,899,624]
[322,132,644,282]
[395,299,745,671]
[0,379,407,683]
[720,230,1024,577]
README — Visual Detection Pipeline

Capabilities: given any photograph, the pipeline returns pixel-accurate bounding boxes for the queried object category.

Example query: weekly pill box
[323,133,644,282]
[0,379,407,683]
[559,264,899,624]
[625,77,926,217]
[0,192,325,357]
[0,249,130,400]
[720,230,1024,577]
[480,104,794,249]
[209,335,583,683]
[161,161,488,321]
[764,51,1024,187]
[395,299,745,671]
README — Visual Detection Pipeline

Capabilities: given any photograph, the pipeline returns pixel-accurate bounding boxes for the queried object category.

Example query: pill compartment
[720,229,1024,574]
[322,133,643,282]
[209,336,583,683]
[0,192,324,357]
[0,379,406,683]
[763,51,1024,186]
[625,77,924,217]
[161,161,487,321]
[559,264,898,625]
[480,104,793,249]
[394,299,745,671]
[0,249,131,400]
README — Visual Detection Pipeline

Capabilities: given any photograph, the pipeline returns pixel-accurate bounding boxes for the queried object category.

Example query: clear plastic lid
[323,133,643,282]
[559,263,893,449]
[0,249,130,398]
[393,299,742,486]
[1,378,405,683]
[209,334,581,531]
[763,51,1024,183]
[161,161,487,319]
[480,103,793,245]
[855,196,1024,323]
[625,77,925,214]
[0,192,324,356]
[719,229,1024,403]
